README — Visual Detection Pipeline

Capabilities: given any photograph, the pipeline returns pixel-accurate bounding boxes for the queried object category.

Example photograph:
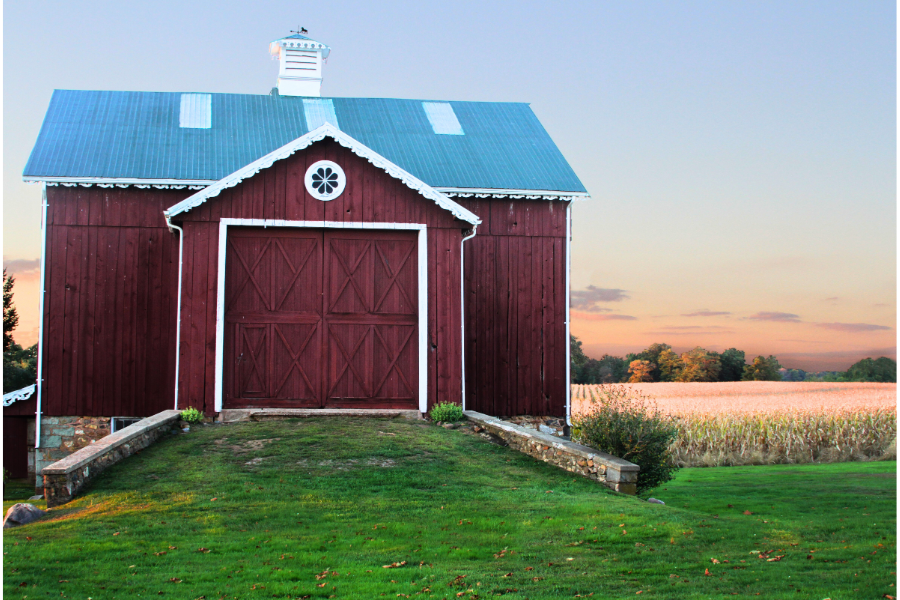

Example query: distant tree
[821,371,848,382]
[718,348,746,382]
[3,342,37,393]
[626,343,671,382]
[846,357,896,383]
[570,334,588,382]
[742,355,782,381]
[595,354,629,383]
[677,347,722,382]
[657,348,683,382]
[627,360,656,383]
[3,269,19,351]
[780,368,807,382]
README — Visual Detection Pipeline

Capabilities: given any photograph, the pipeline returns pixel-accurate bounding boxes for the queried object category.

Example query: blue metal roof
[23,90,587,193]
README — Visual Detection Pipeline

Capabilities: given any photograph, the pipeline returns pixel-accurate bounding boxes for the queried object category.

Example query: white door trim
[214,218,428,413]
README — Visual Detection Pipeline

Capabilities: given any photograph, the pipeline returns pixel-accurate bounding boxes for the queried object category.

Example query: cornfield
[572,382,897,467]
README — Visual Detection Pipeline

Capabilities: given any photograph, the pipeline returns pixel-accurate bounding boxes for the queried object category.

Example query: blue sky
[3,0,896,369]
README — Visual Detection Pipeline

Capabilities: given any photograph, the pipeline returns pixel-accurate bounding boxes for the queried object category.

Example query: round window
[304,160,346,201]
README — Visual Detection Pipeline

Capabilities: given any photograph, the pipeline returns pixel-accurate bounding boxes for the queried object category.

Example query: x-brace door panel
[324,230,418,408]
[224,228,323,407]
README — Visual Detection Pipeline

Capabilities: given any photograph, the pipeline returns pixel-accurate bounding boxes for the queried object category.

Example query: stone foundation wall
[35,417,112,491]
[464,411,639,494]
[499,416,568,437]
[42,411,181,507]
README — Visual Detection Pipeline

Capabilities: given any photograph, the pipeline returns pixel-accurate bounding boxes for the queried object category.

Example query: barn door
[224,228,323,407]
[324,230,418,408]
[223,227,418,409]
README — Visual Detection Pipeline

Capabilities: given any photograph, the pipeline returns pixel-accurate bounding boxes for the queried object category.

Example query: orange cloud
[746,311,802,322]
[815,322,892,332]
[571,311,637,321]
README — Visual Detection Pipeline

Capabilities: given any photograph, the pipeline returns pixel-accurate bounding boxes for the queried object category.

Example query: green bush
[429,402,464,423]
[572,384,679,494]
[180,407,204,424]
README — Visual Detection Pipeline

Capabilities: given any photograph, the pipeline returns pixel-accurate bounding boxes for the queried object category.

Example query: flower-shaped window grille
[304,160,346,201]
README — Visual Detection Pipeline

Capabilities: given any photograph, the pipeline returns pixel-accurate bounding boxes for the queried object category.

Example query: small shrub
[180,407,204,424]
[430,402,464,423]
[572,384,679,494]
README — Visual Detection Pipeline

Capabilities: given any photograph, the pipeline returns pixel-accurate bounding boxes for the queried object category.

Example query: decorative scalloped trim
[443,191,583,201]
[3,383,35,407]
[46,182,206,190]
[164,124,482,226]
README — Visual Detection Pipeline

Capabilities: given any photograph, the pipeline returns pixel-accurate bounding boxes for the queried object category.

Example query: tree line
[570,336,896,384]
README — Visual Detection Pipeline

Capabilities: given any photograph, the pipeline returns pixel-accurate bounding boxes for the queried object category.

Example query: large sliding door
[223,228,418,409]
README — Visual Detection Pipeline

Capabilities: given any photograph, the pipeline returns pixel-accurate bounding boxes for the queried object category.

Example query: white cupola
[269,31,331,97]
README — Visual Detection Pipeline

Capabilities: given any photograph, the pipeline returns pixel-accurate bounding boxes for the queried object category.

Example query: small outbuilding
[15,33,589,484]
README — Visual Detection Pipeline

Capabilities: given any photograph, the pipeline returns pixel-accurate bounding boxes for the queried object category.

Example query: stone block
[43,435,61,448]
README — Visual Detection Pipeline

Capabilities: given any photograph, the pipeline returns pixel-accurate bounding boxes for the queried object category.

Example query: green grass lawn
[3,418,895,599]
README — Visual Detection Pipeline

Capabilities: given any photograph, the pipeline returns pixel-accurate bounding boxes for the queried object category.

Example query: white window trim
[214,218,428,414]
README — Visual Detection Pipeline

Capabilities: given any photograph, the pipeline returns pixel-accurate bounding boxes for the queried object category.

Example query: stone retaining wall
[35,416,112,490]
[463,411,639,494]
[499,416,568,437]
[41,410,181,507]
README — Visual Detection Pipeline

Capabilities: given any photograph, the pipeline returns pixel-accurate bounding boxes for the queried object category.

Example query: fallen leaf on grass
[525,567,534,571]
[710,558,720,564]
[113,532,120,536]
[168,578,182,583]
[169,546,178,550]
[196,548,210,553]
[743,511,752,515]
[766,556,784,562]
[154,551,167,556]
[704,568,711,576]
[210,498,217,502]
[383,561,407,569]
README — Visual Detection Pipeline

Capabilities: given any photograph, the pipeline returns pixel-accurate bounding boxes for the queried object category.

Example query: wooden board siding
[40,187,186,417]
[176,139,466,414]
[456,199,569,417]
[3,397,37,417]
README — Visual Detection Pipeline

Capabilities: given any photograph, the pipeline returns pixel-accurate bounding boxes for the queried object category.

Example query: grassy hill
[3,417,896,598]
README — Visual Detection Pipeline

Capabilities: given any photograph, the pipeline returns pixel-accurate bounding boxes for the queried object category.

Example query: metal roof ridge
[47,89,532,105]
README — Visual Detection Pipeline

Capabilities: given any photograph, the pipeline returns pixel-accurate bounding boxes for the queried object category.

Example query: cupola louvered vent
[285,49,318,72]
[270,32,331,97]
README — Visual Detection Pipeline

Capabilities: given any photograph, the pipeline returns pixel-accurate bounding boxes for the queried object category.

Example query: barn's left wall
[34,186,187,487]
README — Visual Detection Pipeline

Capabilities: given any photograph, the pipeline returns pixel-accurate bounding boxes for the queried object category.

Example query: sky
[2,0,896,371]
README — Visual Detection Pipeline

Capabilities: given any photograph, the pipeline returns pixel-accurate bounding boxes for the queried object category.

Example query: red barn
[11,33,589,485]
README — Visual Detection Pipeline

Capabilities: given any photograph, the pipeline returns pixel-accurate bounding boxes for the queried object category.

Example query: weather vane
[290,26,308,35]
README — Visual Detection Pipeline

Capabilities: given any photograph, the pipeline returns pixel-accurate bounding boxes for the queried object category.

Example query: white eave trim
[24,176,214,189]
[163,123,481,226]
[436,187,591,201]
[3,384,36,407]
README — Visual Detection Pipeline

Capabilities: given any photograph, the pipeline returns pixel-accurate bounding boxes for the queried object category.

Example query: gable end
[164,124,480,226]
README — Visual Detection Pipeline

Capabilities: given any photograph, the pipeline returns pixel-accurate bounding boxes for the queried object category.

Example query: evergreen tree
[3,269,19,351]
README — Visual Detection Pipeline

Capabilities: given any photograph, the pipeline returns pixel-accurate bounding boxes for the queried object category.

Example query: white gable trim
[163,123,481,226]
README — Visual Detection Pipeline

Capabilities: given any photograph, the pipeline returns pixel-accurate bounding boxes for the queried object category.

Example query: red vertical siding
[40,187,185,416]
[457,199,570,417]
